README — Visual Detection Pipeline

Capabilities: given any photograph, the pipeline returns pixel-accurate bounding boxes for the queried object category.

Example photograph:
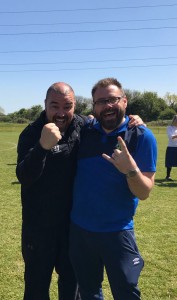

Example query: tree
[75,96,92,115]
[0,106,5,115]
[164,93,177,109]
[124,89,142,104]
[7,105,43,123]
[28,105,43,120]
[159,107,176,120]
[126,89,142,116]
[127,91,167,122]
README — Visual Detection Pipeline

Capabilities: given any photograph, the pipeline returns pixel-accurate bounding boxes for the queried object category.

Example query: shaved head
[46,82,75,100]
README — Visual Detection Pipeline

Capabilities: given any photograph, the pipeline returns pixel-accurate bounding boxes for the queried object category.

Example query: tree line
[0,91,177,124]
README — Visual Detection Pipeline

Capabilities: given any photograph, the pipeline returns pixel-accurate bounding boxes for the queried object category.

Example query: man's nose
[105,100,114,107]
[56,109,65,117]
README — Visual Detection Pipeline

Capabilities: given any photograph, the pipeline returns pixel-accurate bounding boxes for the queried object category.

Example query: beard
[94,107,125,131]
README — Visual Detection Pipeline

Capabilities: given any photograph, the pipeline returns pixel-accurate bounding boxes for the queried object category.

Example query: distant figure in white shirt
[165,115,177,181]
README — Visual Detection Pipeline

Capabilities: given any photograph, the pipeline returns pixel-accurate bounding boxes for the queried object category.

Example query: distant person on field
[165,114,177,181]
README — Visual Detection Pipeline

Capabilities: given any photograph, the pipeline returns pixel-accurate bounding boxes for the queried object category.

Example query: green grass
[0,123,177,300]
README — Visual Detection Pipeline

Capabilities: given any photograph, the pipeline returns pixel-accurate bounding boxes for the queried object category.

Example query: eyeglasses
[93,96,124,106]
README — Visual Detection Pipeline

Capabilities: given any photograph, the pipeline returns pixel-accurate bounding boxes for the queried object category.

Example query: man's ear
[44,99,47,109]
[123,96,127,108]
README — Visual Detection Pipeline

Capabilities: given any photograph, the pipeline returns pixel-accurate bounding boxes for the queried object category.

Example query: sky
[0,0,177,114]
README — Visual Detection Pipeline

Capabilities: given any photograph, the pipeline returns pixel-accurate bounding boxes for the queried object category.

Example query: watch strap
[126,167,140,178]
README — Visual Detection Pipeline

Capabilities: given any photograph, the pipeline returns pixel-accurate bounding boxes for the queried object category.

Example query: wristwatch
[126,167,140,178]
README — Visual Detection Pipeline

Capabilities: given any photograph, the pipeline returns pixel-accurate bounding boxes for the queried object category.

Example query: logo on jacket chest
[51,145,62,153]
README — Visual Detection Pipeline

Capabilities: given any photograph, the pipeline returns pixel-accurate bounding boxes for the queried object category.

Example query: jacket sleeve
[16,126,48,187]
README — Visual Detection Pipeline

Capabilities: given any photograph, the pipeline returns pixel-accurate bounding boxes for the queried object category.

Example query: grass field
[0,123,177,300]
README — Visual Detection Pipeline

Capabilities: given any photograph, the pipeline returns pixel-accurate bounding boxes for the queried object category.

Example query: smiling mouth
[55,118,65,124]
[103,111,116,118]
[53,115,66,125]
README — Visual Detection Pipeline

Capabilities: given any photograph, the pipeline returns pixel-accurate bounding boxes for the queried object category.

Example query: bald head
[46,82,75,100]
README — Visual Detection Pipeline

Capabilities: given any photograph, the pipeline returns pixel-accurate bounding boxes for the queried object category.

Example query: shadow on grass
[155,178,177,187]
[7,163,17,166]
[11,181,20,185]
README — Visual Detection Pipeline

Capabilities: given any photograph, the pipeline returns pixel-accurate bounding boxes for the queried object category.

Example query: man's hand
[39,123,62,150]
[102,136,138,174]
[102,136,155,200]
[128,115,146,127]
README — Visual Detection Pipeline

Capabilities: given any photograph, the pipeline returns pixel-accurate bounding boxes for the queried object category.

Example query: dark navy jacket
[16,111,86,228]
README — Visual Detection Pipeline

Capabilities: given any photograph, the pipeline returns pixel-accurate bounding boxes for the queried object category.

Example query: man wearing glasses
[70,78,157,300]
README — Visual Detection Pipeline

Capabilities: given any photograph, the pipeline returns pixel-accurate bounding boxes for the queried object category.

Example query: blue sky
[0,0,177,114]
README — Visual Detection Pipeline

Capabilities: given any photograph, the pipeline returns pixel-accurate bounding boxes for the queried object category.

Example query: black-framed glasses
[93,96,124,106]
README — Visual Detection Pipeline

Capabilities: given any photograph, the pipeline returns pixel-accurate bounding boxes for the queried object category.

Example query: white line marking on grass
[137,233,177,237]
[0,142,17,151]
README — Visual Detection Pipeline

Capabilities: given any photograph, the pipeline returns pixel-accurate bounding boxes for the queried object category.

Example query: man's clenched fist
[39,123,62,150]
